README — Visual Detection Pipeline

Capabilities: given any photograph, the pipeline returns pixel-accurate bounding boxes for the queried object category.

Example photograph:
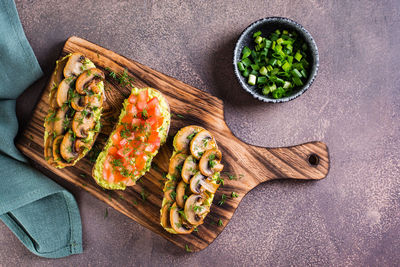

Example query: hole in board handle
[308,154,320,166]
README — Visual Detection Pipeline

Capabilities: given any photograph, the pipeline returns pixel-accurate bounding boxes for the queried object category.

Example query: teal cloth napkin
[0,0,82,258]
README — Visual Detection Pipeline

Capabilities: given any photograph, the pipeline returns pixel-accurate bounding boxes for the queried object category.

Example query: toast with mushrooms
[44,53,105,168]
[160,126,224,234]
[92,87,170,190]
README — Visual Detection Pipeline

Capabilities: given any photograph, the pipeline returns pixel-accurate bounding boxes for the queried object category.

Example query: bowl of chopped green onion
[233,17,319,102]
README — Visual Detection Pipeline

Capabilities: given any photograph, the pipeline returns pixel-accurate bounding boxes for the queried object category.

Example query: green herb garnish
[218,194,227,206]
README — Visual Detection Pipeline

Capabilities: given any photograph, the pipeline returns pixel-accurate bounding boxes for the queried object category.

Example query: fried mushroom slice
[63,53,95,78]
[52,135,73,167]
[170,202,193,234]
[160,203,172,228]
[176,181,187,208]
[181,155,198,183]
[199,148,224,177]
[75,68,105,95]
[173,125,204,153]
[168,153,187,180]
[72,109,96,138]
[164,180,177,203]
[190,130,217,159]
[70,94,85,111]
[184,194,209,226]
[60,131,79,162]
[189,172,220,194]
[53,106,71,136]
[56,78,74,108]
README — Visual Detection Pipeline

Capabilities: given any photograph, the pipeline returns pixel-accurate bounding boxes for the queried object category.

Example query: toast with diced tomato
[92,87,170,190]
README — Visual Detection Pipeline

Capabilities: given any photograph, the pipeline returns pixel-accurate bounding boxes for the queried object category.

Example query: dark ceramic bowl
[233,17,319,103]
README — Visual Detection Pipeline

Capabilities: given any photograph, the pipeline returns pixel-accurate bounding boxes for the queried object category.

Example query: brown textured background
[1,0,399,266]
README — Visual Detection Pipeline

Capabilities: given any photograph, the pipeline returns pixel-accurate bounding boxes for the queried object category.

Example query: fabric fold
[0,0,83,258]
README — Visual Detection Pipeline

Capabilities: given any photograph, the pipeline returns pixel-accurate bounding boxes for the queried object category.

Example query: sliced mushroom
[56,78,74,108]
[84,90,104,108]
[75,139,88,154]
[60,131,79,162]
[176,181,187,208]
[70,94,85,111]
[53,106,70,135]
[173,125,204,153]
[170,202,193,234]
[72,109,96,138]
[189,172,220,194]
[52,135,73,167]
[168,153,188,180]
[44,135,54,162]
[160,203,171,228]
[164,180,176,203]
[49,56,68,108]
[190,130,217,159]
[181,155,198,183]
[63,53,95,78]
[199,148,224,177]
[75,68,105,95]
[184,194,209,226]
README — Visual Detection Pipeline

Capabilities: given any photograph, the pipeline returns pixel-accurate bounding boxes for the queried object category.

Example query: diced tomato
[103,159,115,183]
[146,97,159,110]
[108,146,118,156]
[119,138,128,148]
[117,147,132,158]
[126,104,137,116]
[144,143,160,153]
[137,90,148,111]
[157,117,164,127]
[128,95,137,104]
[121,114,133,124]
[147,106,160,119]
[146,116,157,126]
[111,127,123,145]
[147,131,160,143]
[134,143,147,155]
[131,118,143,128]
[135,154,148,170]
[113,170,127,183]
[127,132,135,141]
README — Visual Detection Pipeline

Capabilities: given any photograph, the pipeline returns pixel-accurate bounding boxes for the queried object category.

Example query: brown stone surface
[1,0,399,266]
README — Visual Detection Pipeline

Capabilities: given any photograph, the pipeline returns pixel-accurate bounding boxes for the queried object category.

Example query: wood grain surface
[15,36,330,252]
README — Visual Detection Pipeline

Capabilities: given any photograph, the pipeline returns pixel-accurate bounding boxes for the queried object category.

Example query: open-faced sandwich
[44,53,105,168]
[92,87,170,190]
[160,126,224,234]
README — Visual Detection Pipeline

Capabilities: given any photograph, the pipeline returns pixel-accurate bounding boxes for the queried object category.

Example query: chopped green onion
[253,31,262,38]
[242,69,249,77]
[250,70,258,76]
[241,58,252,67]
[282,62,291,72]
[257,76,267,84]
[295,51,302,61]
[248,74,256,86]
[259,66,268,76]
[255,36,263,44]
[251,64,260,71]
[283,81,291,89]
[292,69,302,78]
[237,62,245,72]
[242,46,251,59]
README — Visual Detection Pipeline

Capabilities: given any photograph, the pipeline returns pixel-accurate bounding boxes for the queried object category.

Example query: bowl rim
[233,16,319,103]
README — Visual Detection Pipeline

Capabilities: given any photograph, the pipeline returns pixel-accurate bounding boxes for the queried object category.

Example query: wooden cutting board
[15,36,330,252]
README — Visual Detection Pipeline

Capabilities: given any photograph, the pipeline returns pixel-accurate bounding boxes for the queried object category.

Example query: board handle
[249,141,330,183]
